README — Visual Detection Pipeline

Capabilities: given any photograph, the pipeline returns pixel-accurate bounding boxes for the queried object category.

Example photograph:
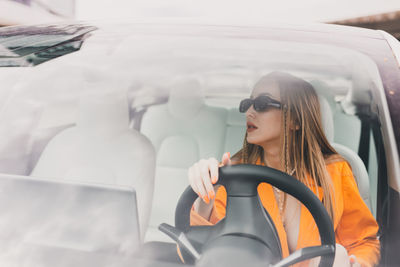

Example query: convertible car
[0,20,399,266]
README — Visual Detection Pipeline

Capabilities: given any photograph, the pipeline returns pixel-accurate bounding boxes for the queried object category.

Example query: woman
[188,72,380,267]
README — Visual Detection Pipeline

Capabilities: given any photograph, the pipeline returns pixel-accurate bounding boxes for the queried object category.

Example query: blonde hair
[233,72,337,220]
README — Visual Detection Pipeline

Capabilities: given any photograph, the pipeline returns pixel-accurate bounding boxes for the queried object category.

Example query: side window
[368,132,378,217]
[333,105,377,216]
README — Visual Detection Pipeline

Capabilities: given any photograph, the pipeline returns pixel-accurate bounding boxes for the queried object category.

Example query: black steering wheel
[159,164,335,267]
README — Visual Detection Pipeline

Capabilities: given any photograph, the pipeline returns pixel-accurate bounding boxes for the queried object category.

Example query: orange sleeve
[335,162,380,267]
[209,186,227,224]
[189,186,227,225]
[189,158,242,226]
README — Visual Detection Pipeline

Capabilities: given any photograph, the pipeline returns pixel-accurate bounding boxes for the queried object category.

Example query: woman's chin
[246,137,260,146]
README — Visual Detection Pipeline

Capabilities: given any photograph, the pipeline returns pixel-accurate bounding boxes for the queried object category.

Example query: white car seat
[223,108,246,155]
[319,96,372,210]
[141,79,228,242]
[30,88,156,240]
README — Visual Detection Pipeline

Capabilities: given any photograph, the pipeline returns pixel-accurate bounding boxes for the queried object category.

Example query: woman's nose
[246,104,256,118]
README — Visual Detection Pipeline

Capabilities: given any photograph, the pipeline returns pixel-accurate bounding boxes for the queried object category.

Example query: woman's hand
[188,152,231,204]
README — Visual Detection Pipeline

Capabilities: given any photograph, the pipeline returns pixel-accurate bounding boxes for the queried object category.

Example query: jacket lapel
[258,183,290,258]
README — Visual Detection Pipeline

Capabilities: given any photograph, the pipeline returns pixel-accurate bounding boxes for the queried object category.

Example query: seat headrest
[167,79,204,120]
[77,88,129,136]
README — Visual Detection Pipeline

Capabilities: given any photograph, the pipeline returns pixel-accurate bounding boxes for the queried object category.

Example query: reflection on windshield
[0,25,387,266]
[0,24,97,66]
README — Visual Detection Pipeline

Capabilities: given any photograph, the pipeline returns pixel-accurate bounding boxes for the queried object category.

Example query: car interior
[0,30,387,265]
[138,75,375,243]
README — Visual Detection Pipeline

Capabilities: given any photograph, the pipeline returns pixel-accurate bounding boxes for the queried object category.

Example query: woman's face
[246,80,282,148]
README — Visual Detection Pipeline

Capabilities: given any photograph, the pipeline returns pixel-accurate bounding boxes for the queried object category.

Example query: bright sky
[76,0,400,23]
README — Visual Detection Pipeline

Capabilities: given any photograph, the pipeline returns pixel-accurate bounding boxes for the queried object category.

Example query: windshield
[0,22,391,266]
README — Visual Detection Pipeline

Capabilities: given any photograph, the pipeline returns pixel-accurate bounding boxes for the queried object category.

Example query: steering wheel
[159,164,335,267]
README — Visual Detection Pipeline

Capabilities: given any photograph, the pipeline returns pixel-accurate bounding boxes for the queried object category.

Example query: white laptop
[0,173,141,261]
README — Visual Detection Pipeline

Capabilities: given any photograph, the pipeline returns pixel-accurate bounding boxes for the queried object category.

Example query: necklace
[273,168,295,226]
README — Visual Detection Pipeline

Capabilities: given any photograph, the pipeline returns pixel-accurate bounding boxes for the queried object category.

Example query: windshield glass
[0,23,388,265]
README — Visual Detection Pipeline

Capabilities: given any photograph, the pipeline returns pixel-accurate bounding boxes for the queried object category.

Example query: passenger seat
[30,88,156,240]
[141,79,228,242]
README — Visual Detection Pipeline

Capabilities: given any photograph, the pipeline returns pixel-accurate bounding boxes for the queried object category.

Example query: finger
[221,152,232,166]
[199,160,215,200]
[194,163,208,203]
[209,158,219,185]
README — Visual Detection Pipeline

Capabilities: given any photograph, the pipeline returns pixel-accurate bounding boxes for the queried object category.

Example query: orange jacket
[190,156,380,267]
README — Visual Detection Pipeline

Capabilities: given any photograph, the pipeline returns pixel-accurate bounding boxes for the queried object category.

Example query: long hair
[233,71,337,220]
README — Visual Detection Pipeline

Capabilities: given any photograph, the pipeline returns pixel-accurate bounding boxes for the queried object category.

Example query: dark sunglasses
[239,95,282,113]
